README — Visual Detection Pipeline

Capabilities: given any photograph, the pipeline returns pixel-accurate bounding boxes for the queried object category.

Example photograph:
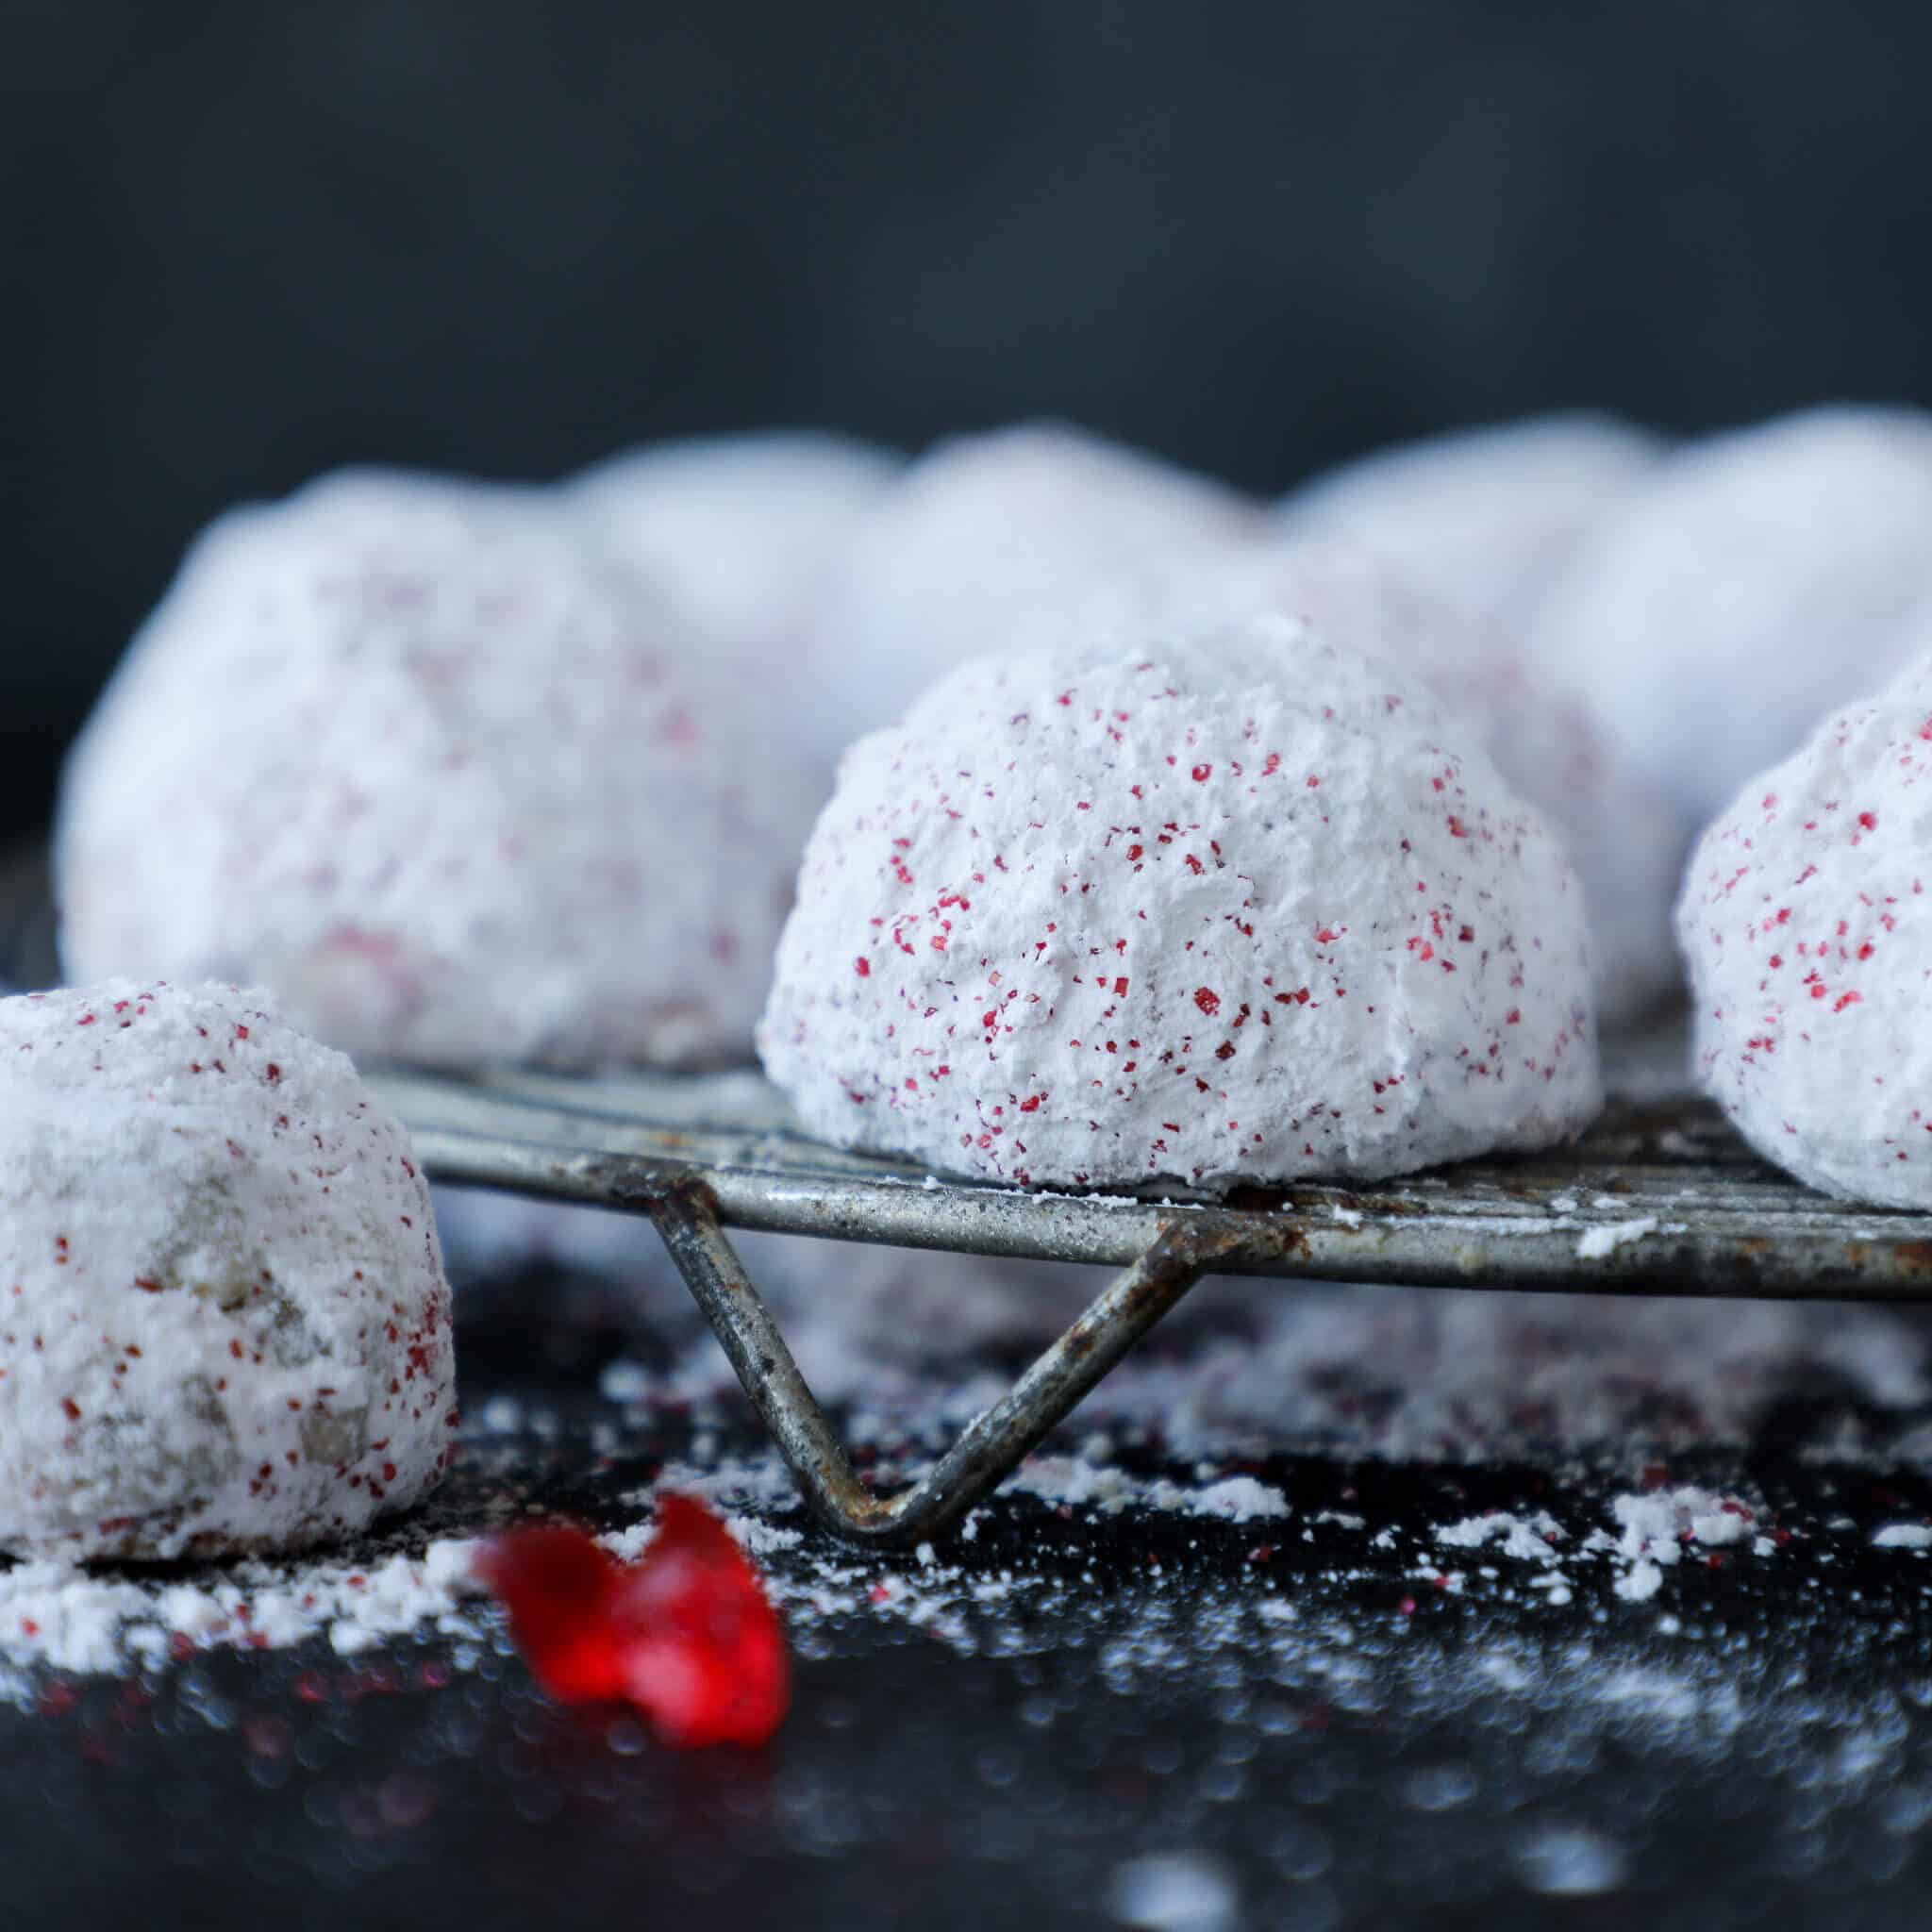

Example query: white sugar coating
[0,982,455,1559]
[573,431,899,668]
[1179,537,1684,1025]
[759,614,1601,1191]
[800,422,1263,741]
[1676,644,1932,1208]
[1280,413,1662,632]
[56,471,822,1071]
[1538,406,1932,829]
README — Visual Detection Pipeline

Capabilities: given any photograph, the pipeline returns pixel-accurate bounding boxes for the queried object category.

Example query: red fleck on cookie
[758,613,1601,1193]
[55,472,822,1073]
[1174,534,1686,1028]
[0,981,455,1558]
[1678,644,1932,1208]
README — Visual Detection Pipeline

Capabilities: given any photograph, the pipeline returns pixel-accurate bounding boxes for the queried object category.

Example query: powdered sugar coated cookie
[1174,536,1685,1026]
[574,431,898,663]
[57,473,821,1071]
[801,423,1263,745]
[1281,413,1662,632]
[0,981,454,1558]
[1677,645,1932,1208]
[1539,406,1932,828]
[759,615,1601,1192]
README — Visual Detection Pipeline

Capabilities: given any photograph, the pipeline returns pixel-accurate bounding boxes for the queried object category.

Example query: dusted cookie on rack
[1171,537,1685,1027]
[1678,644,1932,1208]
[56,473,822,1072]
[0,981,454,1558]
[759,613,1601,1193]
[1279,412,1662,634]
[1537,406,1932,829]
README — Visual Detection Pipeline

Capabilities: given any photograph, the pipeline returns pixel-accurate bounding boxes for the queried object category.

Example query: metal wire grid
[374,1055,1932,1545]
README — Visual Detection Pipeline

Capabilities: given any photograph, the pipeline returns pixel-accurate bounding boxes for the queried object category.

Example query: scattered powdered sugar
[1575,1217,1661,1259]
[1874,1524,1932,1549]
[1592,1486,1762,1602]
[1435,1510,1565,1565]
[1007,1457,1290,1524]
[0,1538,489,1675]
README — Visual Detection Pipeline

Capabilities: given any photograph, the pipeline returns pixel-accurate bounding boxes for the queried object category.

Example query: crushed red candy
[476,1494,790,1747]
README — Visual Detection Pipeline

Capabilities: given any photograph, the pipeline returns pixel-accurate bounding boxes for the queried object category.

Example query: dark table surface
[8,857,1932,1930]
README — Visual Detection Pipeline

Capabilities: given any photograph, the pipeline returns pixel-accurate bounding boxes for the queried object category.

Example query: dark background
[6,0,1930,839]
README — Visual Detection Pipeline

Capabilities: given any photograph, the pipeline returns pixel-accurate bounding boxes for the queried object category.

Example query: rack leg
[646,1178,1241,1549]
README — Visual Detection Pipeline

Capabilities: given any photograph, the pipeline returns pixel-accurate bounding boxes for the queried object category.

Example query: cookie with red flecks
[758,612,1601,1192]
[0,981,454,1558]
[56,472,821,1072]
[1148,534,1685,1027]
[1678,646,1932,1207]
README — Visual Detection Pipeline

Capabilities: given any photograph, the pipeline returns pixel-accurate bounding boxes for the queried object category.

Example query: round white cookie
[0,981,455,1558]
[800,423,1263,747]
[759,614,1601,1192]
[1538,406,1932,829]
[573,431,899,661]
[1281,413,1662,632]
[57,473,822,1071]
[1124,535,1683,1027]
[1678,645,1932,1208]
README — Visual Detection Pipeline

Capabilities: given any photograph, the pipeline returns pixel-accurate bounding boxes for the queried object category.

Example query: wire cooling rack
[11,843,1927,1549]
[372,1048,1932,1548]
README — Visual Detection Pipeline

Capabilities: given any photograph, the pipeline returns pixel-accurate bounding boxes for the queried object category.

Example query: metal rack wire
[13,844,1927,1549]
[374,1053,1932,1547]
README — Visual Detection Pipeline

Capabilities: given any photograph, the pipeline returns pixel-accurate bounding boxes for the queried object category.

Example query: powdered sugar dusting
[1575,1217,1662,1259]
[0,981,455,1559]
[1679,642,1932,1207]
[57,475,822,1072]
[760,615,1600,1191]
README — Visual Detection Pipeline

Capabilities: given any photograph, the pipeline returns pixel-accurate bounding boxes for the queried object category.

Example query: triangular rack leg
[646,1177,1241,1548]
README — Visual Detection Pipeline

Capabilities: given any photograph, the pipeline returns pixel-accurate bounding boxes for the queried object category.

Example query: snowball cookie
[573,432,900,664]
[1158,535,1684,1027]
[759,615,1601,1192]
[0,980,455,1558]
[1280,413,1662,633]
[800,423,1263,750]
[1539,406,1932,830]
[57,472,823,1071]
[1677,646,1932,1208]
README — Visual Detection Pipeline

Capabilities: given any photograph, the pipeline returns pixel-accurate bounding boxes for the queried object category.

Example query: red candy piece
[476,1495,791,1748]
[474,1523,627,1703]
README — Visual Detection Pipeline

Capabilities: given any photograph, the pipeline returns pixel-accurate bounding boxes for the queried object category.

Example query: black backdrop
[7,0,1930,838]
